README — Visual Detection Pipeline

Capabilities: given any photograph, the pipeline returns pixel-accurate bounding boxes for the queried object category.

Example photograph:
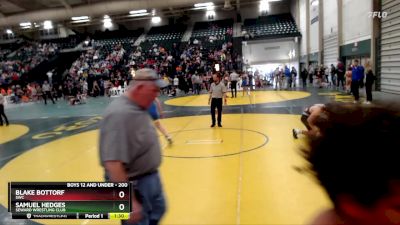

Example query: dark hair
[304,103,400,207]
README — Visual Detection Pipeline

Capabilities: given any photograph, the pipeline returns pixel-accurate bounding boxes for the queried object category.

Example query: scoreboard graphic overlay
[9,182,132,220]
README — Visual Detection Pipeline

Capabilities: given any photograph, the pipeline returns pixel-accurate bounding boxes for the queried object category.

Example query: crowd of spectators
[0,22,247,105]
[0,42,59,87]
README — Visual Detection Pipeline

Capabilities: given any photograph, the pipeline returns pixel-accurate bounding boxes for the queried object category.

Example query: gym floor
[0,87,396,225]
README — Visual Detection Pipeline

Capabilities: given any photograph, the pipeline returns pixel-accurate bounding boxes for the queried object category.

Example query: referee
[208,73,227,127]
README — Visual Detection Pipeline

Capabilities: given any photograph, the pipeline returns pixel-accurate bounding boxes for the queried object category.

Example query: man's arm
[154,98,163,118]
[223,91,227,105]
[104,161,128,182]
[306,108,323,137]
[104,161,143,223]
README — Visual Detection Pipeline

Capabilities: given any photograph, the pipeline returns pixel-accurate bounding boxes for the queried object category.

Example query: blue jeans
[122,172,166,225]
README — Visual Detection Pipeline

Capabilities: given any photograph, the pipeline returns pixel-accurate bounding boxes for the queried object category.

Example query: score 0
[117,190,128,211]
[118,190,125,199]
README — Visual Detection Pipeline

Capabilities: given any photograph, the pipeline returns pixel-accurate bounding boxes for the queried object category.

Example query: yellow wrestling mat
[318,92,363,103]
[165,91,311,107]
[0,124,29,145]
[0,114,331,225]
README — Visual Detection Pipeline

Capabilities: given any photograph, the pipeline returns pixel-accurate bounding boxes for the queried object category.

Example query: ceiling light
[19,22,32,27]
[104,22,112,28]
[206,10,216,17]
[129,9,147,14]
[103,15,112,28]
[104,21,112,28]
[44,20,53,29]
[129,13,150,17]
[71,19,91,23]
[151,16,161,24]
[260,0,270,12]
[194,2,214,8]
[71,16,89,21]
[6,29,13,34]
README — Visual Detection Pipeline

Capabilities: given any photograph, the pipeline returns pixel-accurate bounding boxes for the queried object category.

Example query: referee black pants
[0,104,9,125]
[43,91,55,104]
[211,98,222,125]
[231,81,237,98]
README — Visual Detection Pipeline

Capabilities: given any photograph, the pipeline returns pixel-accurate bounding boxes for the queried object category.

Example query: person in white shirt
[42,80,56,105]
[0,93,9,126]
[46,70,53,84]
[229,70,239,98]
[173,76,179,89]
[274,67,282,90]
[83,80,88,95]
[195,74,203,95]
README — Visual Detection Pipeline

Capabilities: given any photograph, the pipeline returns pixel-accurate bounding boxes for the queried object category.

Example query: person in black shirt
[336,60,345,90]
[300,67,308,88]
[364,62,376,104]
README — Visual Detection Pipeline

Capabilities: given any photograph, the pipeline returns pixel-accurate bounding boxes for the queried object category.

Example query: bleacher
[41,35,82,49]
[0,41,26,60]
[140,24,186,51]
[94,37,137,53]
[190,19,233,51]
[242,13,301,39]
[93,29,143,53]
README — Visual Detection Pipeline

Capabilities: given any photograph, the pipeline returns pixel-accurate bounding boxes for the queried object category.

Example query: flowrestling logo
[368,11,388,19]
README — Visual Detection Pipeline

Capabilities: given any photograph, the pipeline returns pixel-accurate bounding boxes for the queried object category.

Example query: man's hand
[224,99,227,106]
[128,196,143,223]
[208,99,211,105]
[104,161,142,222]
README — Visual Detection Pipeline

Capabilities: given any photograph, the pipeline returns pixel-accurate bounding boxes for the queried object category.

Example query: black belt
[128,170,158,181]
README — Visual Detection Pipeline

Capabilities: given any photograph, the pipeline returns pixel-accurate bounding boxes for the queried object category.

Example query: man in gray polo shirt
[99,68,167,225]
[208,73,227,127]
